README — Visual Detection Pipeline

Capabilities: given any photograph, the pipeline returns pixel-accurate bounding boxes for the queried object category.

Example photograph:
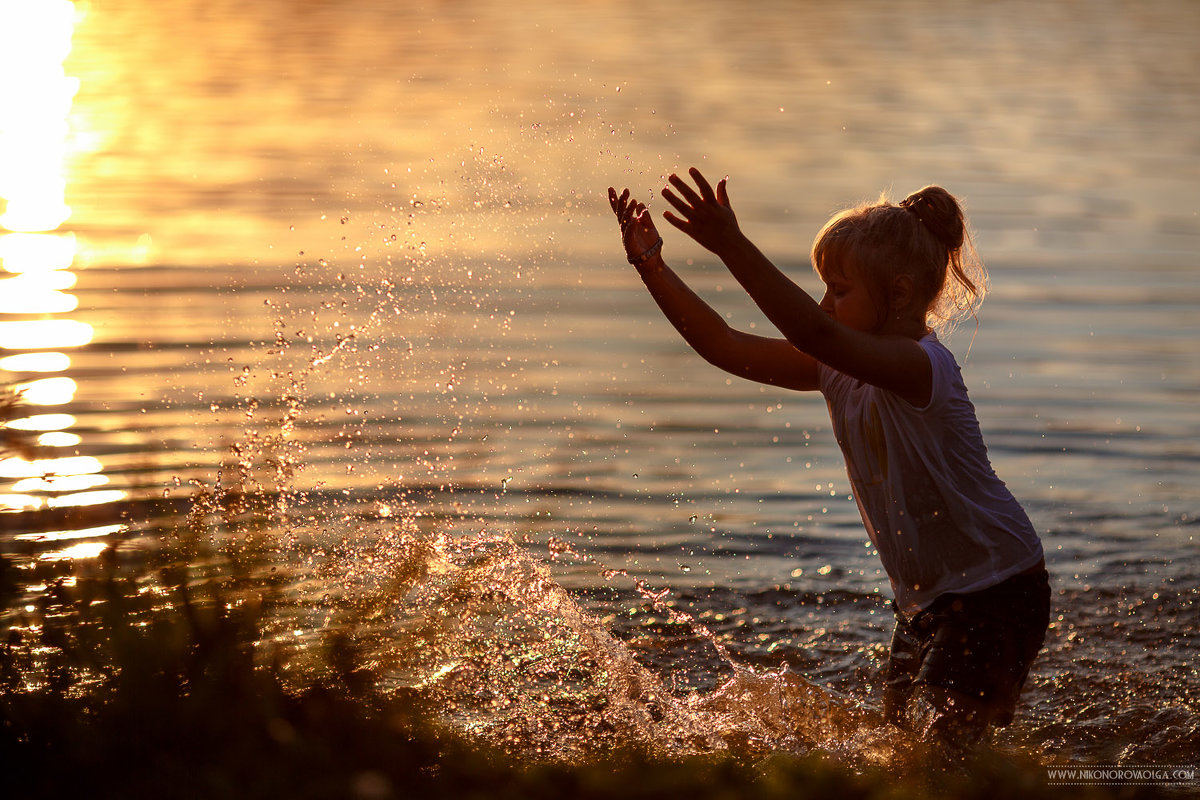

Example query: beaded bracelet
[627,236,663,266]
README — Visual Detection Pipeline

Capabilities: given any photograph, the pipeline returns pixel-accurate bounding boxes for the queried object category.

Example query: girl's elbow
[782,318,834,360]
[698,349,734,373]
[697,337,745,374]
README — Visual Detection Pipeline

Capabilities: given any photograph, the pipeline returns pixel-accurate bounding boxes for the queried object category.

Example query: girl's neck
[878,312,930,340]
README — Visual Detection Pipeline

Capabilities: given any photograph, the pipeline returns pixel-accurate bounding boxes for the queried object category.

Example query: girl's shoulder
[819,332,963,409]
[917,332,962,378]
[916,332,978,416]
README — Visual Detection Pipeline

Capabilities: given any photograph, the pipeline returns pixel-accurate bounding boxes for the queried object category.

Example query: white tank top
[817,333,1044,614]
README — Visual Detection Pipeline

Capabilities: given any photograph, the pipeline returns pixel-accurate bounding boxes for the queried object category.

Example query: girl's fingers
[661,210,689,233]
[610,189,664,253]
[625,204,640,230]
[661,186,694,218]
[716,177,730,207]
[667,173,703,207]
[623,204,640,232]
[689,167,716,202]
[620,190,634,220]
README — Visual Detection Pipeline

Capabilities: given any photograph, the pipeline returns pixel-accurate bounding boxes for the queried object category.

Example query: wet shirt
[817,333,1044,614]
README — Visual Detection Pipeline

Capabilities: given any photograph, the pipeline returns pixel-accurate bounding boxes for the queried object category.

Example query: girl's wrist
[627,236,663,267]
[635,251,666,278]
[713,229,750,261]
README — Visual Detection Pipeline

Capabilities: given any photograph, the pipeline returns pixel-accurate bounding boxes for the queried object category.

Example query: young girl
[607,169,1049,751]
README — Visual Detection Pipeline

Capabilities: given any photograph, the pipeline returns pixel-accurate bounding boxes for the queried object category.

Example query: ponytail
[899,186,987,332]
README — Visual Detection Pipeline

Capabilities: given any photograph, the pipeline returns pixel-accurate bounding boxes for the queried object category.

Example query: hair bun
[899,186,964,250]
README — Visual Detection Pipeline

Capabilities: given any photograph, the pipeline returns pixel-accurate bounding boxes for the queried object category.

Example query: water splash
[300,518,898,764]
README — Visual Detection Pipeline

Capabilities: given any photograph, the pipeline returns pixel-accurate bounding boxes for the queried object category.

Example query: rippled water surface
[2,0,1198,769]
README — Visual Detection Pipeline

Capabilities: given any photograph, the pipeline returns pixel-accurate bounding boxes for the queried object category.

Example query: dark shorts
[884,568,1051,728]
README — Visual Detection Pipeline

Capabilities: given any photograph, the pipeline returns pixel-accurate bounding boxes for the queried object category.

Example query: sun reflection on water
[0,352,72,372]
[1,0,124,518]
[11,376,78,406]
[34,430,82,447]
[12,472,107,493]
[0,273,79,313]
[37,540,108,561]
[3,412,76,431]
[0,319,92,349]
[14,522,125,543]
[0,232,78,272]
[0,0,78,233]
[0,455,104,480]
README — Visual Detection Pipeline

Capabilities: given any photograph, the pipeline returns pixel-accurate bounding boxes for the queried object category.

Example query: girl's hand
[661,168,740,256]
[608,186,662,265]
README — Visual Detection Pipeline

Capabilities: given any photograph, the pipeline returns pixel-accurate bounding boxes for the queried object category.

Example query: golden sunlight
[0,453,125,511]
[0,319,92,349]
[36,430,82,447]
[0,493,41,511]
[0,274,79,314]
[0,4,103,517]
[46,489,126,509]
[0,231,78,272]
[0,351,73,372]
[10,375,77,405]
[13,523,126,543]
[12,472,107,494]
[3,412,76,431]
[0,0,79,233]
[0,454,102,480]
[38,540,109,560]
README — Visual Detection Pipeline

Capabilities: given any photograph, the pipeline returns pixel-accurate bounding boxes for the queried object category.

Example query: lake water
[2,0,1198,770]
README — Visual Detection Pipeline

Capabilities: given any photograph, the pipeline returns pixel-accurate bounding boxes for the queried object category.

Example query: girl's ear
[890,273,916,312]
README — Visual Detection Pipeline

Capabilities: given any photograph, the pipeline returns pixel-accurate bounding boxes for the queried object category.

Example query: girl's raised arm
[608,187,818,391]
[660,169,931,406]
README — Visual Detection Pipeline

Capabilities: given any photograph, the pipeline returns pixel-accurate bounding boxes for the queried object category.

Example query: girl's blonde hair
[810,186,988,335]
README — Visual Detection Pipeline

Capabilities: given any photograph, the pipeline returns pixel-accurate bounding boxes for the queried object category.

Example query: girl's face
[818,259,883,333]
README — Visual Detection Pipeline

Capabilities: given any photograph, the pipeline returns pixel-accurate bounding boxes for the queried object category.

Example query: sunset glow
[0,232,77,272]
[0,1,109,519]
[0,351,73,372]
[0,0,78,233]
